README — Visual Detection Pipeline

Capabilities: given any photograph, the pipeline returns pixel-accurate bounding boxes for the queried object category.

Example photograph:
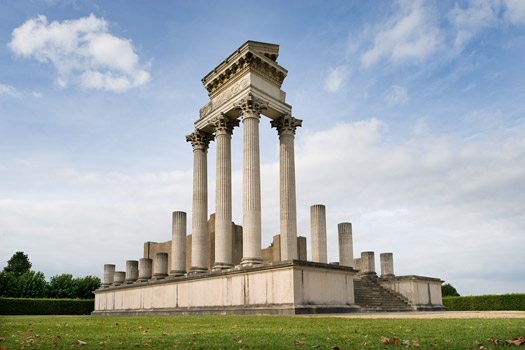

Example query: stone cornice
[186,129,214,151]
[202,41,288,98]
[271,114,303,136]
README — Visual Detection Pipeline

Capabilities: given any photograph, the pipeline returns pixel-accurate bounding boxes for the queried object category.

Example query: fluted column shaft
[213,115,238,269]
[170,211,187,276]
[271,114,302,261]
[235,94,267,266]
[186,130,213,273]
[310,204,327,263]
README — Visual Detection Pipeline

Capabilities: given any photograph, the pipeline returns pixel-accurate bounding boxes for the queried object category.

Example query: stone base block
[93,261,358,316]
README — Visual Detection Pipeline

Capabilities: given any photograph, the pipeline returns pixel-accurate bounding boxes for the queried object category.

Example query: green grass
[0,315,524,349]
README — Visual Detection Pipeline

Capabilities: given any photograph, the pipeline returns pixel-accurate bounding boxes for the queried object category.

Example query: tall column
[234,94,268,266]
[338,222,354,267]
[186,130,213,273]
[380,252,395,278]
[213,114,239,270]
[170,211,187,277]
[310,204,327,263]
[271,114,302,261]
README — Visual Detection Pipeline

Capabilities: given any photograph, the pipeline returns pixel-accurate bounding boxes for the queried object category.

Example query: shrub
[443,294,525,311]
[0,297,94,315]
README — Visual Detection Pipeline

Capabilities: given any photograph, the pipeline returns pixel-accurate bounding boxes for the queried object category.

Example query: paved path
[306,311,525,319]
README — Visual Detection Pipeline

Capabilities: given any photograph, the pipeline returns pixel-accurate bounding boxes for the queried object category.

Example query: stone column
[170,211,187,277]
[338,222,354,267]
[125,260,138,284]
[234,94,268,266]
[212,114,239,270]
[102,264,115,287]
[310,204,327,263]
[271,114,302,261]
[361,251,376,277]
[153,253,168,280]
[380,252,395,278]
[138,258,152,282]
[353,258,362,272]
[186,130,213,273]
[112,271,125,286]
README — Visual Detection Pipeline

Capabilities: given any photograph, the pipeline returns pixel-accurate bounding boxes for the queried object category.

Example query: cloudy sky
[1,0,524,296]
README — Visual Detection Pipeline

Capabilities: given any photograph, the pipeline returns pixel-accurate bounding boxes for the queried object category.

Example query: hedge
[0,297,94,315]
[443,294,525,311]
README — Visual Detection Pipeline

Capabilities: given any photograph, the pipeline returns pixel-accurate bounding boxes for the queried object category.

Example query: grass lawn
[0,315,524,349]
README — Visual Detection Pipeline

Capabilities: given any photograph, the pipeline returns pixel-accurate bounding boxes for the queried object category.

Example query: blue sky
[1,0,524,296]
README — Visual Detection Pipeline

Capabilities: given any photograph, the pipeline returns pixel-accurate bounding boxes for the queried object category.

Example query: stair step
[354,279,413,313]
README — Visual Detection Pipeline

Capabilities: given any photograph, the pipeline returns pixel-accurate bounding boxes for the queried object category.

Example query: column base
[124,280,137,285]
[212,262,234,271]
[168,270,187,278]
[240,257,263,267]
[188,267,208,275]
[151,274,168,281]
[136,278,151,283]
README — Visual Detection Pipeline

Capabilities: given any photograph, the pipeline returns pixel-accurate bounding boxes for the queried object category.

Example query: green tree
[442,282,460,297]
[17,271,48,298]
[4,251,32,277]
[0,270,19,297]
[74,275,101,299]
[48,274,76,298]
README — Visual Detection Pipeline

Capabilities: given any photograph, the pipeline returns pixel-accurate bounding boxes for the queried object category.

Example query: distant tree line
[0,252,100,299]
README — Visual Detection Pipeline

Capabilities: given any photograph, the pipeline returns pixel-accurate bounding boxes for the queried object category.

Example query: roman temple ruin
[92,41,445,315]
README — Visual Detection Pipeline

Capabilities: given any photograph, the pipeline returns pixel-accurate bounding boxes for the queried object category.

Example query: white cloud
[503,0,525,25]
[8,14,150,93]
[0,83,23,98]
[0,83,42,99]
[360,0,443,68]
[412,117,428,135]
[448,0,501,51]
[324,65,349,93]
[295,118,525,294]
[386,85,409,106]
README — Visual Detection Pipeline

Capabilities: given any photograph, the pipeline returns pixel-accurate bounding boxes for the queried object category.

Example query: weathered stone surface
[170,211,186,276]
[380,252,394,278]
[187,130,213,273]
[153,253,168,280]
[361,251,376,277]
[272,114,302,261]
[338,222,354,267]
[138,258,152,282]
[310,204,327,263]
[102,264,115,288]
[125,260,138,284]
[112,271,125,286]
[93,261,358,316]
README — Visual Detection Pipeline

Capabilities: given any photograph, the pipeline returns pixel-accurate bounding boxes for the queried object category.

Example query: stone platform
[92,260,359,316]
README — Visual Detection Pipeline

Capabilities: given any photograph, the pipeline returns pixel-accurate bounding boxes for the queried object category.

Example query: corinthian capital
[270,114,303,136]
[212,113,240,136]
[234,93,268,118]
[186,129,214,151]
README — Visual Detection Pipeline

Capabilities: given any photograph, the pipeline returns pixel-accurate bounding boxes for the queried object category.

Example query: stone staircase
[354,278,414,312]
